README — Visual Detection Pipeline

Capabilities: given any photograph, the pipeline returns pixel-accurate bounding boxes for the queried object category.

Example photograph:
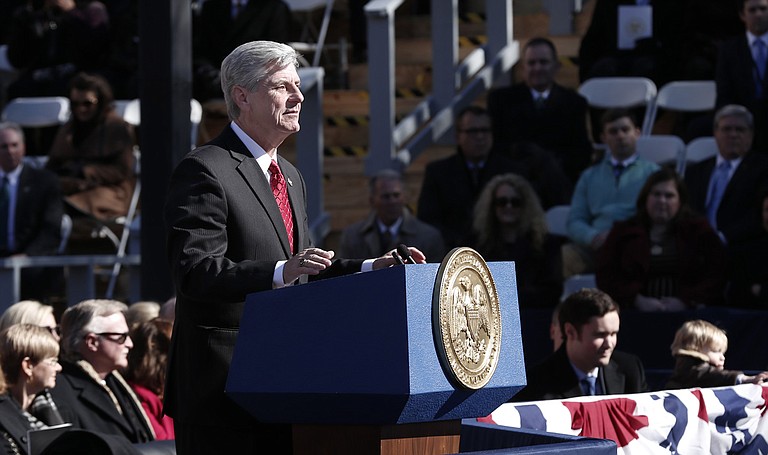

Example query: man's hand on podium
[372,246,426,270]
[284,248,335,283]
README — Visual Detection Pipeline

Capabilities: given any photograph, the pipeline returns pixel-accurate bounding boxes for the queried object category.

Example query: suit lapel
[216,126,294,256]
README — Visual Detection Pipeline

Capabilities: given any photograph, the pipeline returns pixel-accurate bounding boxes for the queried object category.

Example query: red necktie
[269,160,294,252]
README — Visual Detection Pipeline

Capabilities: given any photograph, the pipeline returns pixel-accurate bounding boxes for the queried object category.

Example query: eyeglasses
[41,357,59,367]
[494,196,523,208]
[93,332,130,344]
[459,127,491,135]
[69,99,98,108]
[43,326,60,337]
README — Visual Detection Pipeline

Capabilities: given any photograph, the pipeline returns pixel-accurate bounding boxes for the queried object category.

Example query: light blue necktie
[581,376,597,396]
[0,176,9,251]
[755,39,767,98]
[706,160,731,230]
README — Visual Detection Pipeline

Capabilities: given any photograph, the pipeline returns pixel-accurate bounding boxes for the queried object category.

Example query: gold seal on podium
[433,247,502,389]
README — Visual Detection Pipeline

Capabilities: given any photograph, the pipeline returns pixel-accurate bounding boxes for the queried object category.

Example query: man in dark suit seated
[715,0,768,154]
[50,299,154,444]
[417,105,570,249]
[192,0,292,101]
[164,41,426,454]
[684,104,768,307]
[0,122,64,301]
[339,169,445,261]
[512,288,647,401]
[487,37,593,186]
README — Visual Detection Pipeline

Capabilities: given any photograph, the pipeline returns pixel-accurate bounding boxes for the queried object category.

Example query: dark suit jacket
[487,83,592,185]
[512,347,647,402]
[715,35,768,152]
[2,165,62,257]
[578,0,684,83]
[164,125,363,427]
[339,209,446,261]
[50,361,153,444]
[684,152,768,248]
[192,0,291,99]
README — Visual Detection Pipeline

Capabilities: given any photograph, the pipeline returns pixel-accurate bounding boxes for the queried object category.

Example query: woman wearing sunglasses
[469,173,563,308]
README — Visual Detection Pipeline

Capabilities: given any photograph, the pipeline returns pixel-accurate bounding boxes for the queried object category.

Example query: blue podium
[226,262,526,454]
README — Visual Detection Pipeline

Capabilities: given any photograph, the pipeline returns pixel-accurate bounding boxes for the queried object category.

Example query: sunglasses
[494,196,523,208]
[93,332,130,344]
[69,99,98,107]
[43,326,61,337]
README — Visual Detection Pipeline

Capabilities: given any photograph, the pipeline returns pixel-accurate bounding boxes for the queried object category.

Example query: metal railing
[363,0,518,174]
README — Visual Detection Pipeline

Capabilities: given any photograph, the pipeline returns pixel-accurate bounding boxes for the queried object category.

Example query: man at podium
[164,41,424,454]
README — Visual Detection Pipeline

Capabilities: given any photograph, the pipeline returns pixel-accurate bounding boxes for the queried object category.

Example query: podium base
[293,420,461,455]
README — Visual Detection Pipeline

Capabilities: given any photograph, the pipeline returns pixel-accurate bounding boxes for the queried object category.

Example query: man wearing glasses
[50,299,154,444]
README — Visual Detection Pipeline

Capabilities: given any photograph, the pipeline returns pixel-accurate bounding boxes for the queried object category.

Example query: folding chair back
[635,135,686,174]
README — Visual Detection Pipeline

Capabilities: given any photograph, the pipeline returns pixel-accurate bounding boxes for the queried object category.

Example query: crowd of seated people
[0,298,175,454]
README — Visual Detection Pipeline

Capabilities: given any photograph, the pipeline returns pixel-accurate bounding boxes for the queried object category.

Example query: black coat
[512,347,648,402]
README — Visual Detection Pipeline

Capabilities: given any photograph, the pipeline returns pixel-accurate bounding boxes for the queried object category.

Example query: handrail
[364,0,518,174]
[0,254,141,311]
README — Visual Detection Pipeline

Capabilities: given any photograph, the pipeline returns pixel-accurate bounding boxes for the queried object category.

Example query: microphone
[391,251,405,265]
[397,244,415,264]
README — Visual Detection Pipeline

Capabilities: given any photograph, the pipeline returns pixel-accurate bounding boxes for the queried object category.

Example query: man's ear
[84,334,99,352]
[231,85,249,109]
[564,322,578,340]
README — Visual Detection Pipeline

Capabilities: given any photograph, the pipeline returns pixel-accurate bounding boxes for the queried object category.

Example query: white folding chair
[635,135,686,174]
[1,96,70,127]
[115,98,199,145]
[685,136,718,166]
[643,80,716,135]
[578,77,657,128]
[545,205,571,237]
[284,0,335,67]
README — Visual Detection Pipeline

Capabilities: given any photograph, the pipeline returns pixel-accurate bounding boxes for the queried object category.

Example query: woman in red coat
[596,168,727,310]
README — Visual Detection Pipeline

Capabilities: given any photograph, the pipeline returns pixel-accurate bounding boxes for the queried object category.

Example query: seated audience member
[4,0,110,99]
[469,173,562,308]
[565,109,659,276]
[487,37,592,186]
[596,169,727,310]
[0,123,64,301]
[578,0,684,85]
[339,169,445,261]
[666,319,768,389]
[45,72,136,253]
[0,300,59,341]
[50,299,154,444]
[715,0,768,154]
[125,319,174,440]
[727,189,768,308]
[685,105,768,283]
[0,300,62,425]
[124,301,160,331]
[418,106,566,249]
[192,0,291,101]
[0,324,64,442]
[513,288,647,401]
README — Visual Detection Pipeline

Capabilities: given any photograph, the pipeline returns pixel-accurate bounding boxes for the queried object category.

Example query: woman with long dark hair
[596,168,727,310]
